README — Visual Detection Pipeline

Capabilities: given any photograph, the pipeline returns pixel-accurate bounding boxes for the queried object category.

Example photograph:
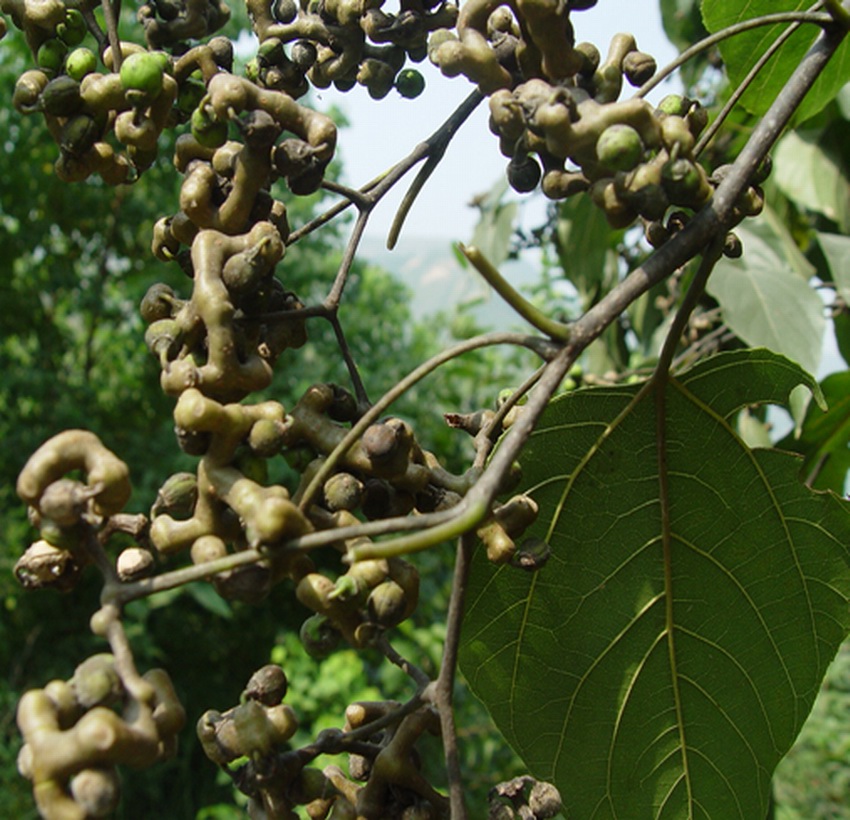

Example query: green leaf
[773,130,850,232]
[554,190,612,305]
[817,232,850,301]
[469,179,518,269]
[186,581,234,620]
[661,0,709,51]
[701,0,850,125]
[779,370,850,493]
[460,349,850,819]
[707,212,823,375]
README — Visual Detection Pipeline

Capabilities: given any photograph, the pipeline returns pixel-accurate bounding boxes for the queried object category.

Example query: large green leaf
[773,131,850,233]
[706,211,823,375]
[460,349,850,819]
[701,0,850,125]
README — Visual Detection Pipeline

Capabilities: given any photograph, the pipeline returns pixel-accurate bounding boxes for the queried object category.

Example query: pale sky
[331,6,679,245]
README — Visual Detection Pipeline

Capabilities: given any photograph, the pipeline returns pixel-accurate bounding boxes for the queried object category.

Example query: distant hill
[358,234,540,328]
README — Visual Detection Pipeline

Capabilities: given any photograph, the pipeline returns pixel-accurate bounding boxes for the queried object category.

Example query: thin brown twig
[694,18,804,157]
[101,0,122,69]
[636,10,832,99]
[428,531,476,820]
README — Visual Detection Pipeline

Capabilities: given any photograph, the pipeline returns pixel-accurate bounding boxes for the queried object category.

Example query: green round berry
[65,47,97,81]
[191,105,227,148]
[656,94,687,117]
[176,76,205,116]
[119,51,164,99]
[596,124,644,173]
[36,38,67,74]
[56,8,87,46]
[395,68,425,99]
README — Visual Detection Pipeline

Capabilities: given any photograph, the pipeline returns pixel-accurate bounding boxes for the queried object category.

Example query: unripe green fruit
[395,68,425,99]
[140,282,176,323]
[656,94,687,117]
[190,534,228,564]
[660,115,695,155]
[686,104,708,138]
[36,39,67,74]
[258,37,284,66]
[244,57,260,82]
[176,76,205,116]
[596,124,644,172]
[661,157,707,204]
[191,106,227,148]
[59,114,99,157]
[13,70,49,113]
[120,51,164,99]
[367,580,408,628]
[65,47,98,81]
[56,8,87,46]
[151,471,197,518]
[299,613,341,659]
[41,75,83,116]
[235,450,268,485]
[323,472,364,512]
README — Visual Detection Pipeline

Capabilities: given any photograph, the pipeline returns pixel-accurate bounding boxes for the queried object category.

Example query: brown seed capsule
[529,780,563,818]
[244,664,288,706]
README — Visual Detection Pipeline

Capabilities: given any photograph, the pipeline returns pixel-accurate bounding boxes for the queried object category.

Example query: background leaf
[460,350,850,819]
[779,371,850,493]
[817,233,850,302]
[554,194,612,305]
[701,0,850,125]
[469,179,518,269]
[661,0,708,50]
[707,212,823,375]
[773,130,850,232]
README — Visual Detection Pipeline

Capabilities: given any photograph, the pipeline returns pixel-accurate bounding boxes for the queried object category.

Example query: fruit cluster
[17,654,185,820]
[243,0,453,99]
